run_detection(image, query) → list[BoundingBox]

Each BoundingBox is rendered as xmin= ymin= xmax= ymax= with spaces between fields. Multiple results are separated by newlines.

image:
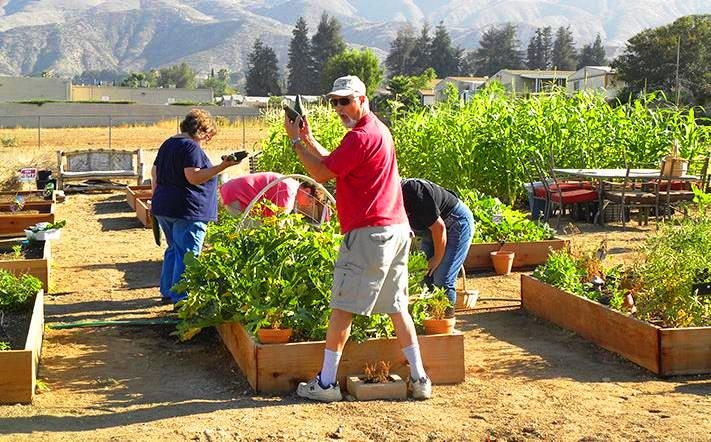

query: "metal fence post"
xmin=37 ymin=116 xmax=41 ymax=149
xmin=108 ymin=115 xmax=112 ymax=149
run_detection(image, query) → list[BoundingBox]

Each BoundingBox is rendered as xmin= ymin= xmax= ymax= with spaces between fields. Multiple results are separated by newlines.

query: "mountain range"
xmin=0 ymin=0 xmax=710 ymax=85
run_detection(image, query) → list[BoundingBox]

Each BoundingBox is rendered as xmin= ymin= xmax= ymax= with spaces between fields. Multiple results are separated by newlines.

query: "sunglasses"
xmin=329 ymin=96 xmax=356 ymax=107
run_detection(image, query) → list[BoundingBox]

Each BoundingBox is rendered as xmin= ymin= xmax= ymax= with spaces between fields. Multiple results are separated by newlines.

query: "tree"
xmin=120 ymin=71 xmax=158 ymax=88
xmin=430 ymin=21 xmax=462 ymax=78
xmin=157 ymin=63 xmax=196 ymax=89
xmin=383 ymin=68 xmax=436 ymax=110
xmin=245 ymin=38 xmax=282 ymax=96
xmin=385 ymin=24 xmax=417 ymax=78
xmin=526 ymin=27 xmax=553 ymax=69
xmin=73 ymin=69 xmax=126 ymax=86
xmin=322 ymin=48 xmax=383 ymax=97
xmin=466 ymin=23 xmax=524 ymax=76
xmin=287 ymin=17 xmax=317 ymax=94
xmin=613 ymin=15 xmax=711 ymax=105
xmin=577 ymin=34 xmax=608 ymax=68
xmin=551 ymin=26 xmax=578 ymax=71
xmin=311 ymin=12 xmax=347 ymax=90
xmin=201 ymin=77 xmax=233 ymax=97
xmin=409 ymin=23 xmax=433 ymax=76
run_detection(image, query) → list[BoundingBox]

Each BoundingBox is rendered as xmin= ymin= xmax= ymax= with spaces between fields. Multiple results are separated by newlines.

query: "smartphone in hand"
xmin=221 ymin=150 xmax=249 ymax=162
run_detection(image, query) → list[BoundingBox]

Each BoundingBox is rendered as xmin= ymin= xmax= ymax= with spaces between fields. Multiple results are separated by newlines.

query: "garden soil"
xmin=1 ymin=192 xmax=710 ymax=442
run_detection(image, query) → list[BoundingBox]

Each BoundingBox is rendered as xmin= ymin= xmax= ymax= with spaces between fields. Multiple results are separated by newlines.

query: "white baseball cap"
xmin=327 ymin=75 xmax=366 ymax=97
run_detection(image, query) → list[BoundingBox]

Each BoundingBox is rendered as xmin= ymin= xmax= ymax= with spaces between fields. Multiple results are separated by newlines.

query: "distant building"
xmin=0 ymin=75 xmax=71 ymax=102
xmin=71 ymin=85 xmax=213 ymax=105
xmin=418 ymin=79 xmax=441 ymax=106
xmin=434 ymin=77 xmax=488 ymax=102
xmin=567 ymin=66 xmax=624 ymax=100
xmin=486 ymin=69 xmax=575 ymax=95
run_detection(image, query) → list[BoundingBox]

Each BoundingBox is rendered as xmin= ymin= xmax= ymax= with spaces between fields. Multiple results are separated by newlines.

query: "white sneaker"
xmin=410 ymin=376 xmax=432 ymax=400
xmin=296 ymin=375 xmax=343 ymax=402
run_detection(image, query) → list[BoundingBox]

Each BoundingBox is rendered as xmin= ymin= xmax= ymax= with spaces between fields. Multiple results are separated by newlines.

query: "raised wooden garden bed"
xmin=0 ymin=190 xmax=55 ymax=204
xmin=135 ymin=197 xmax=152 ymax=228
xmin=0 ymin=201 xmax=56 ymax=237
xmin=464 ymin=237 xmax=569 ymax=272
xmin=0 ymin=239 xmax=51 ymax=291
xmin=521 ymin=275 xmax=711 ymax=376
xmin=125 ymin=185 xmax=152 ymax=210
xmin=0 ymin=289 xmax=45 ymax=404
xmin=217 ymin=322 xmax=465 ymax=394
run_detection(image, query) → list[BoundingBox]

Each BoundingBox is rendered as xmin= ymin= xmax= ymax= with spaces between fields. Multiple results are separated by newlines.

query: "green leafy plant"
xmin=0 ymin=341 xmax=11 ymax=351
xmin=459 ymin=190 xmax=556 ymax=243
xmin=410 ymin=286 xmax=452 ymax=328
xmin=11 ymin=244 xmax=22 ymax=258
xmin=0 ymin=269 xmax=42 ymax=310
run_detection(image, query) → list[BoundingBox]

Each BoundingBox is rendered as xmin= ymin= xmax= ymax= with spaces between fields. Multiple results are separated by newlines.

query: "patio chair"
xmin=529 ymin=151 xmax=598 ymax=228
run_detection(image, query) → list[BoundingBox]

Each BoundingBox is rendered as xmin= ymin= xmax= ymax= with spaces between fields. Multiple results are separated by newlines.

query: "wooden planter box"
xmin=217 ymin=322 xmax=465 ymax=394
xmin=0 ymin=201 xmax=56 ymax=237
xmin=0 ymin=239 xmax=51 ymax=291
xmin=0 ymin=290 xmax=45 ymax=404
xmin=135 ymin=197 xmax=152 ymax=228
xmin=464 ymin=237 xmax=569 ymax=272
xmin=521 ymin=275 xmax=711 ymax=376
xmin=0 ymin=190 xmax=55 ymax=204
xmin=125 ymin=185 xmax=152 ymax=210
xmin=347 ymin=374 xmax=407 ymax=401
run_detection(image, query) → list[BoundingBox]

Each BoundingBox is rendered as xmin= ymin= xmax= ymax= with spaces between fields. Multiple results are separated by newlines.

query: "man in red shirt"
xmin=284 ymin=75 xmax=431 ymax=402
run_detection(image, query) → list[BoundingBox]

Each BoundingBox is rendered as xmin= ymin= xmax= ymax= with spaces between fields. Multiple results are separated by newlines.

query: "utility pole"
xmin=675 ymin=35 xmax=681 ymax=106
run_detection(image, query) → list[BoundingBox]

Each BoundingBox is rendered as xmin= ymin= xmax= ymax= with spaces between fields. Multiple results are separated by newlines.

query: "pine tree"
xmin=430 ymin=21 xmax=462 ymax=77
xmin=526 ymin=27 xmax=553 ymax=69
xmin=311 ymin=12 xmax=347 ymax=90
xmin=409 ymin=23 xmax=432 ymax=75
xmin=467 ymin=23 xmax=524 ymax=76
xmin=552 ymin=26 xmax=578 ymax=71
xmin=577 ymin=34 xmax=608 ymax=68
xmin=287 ymin=17 xmax=316 ymax=94
xmin=385 ymin=24 xmax=417 ymax=78
xmin=245 ymin=39 xmax=281 ymax=96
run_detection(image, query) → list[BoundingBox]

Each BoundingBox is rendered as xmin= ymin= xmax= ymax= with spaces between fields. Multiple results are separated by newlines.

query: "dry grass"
xmin=0 ymin=117 xmax=270 ymax=189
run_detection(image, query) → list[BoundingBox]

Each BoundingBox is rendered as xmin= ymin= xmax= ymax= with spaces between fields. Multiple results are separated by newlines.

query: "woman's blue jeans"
xmin=155 ymin=216 xmax=207 ymax=303
xmin=419 ymin=201 xmax=475 ymax=305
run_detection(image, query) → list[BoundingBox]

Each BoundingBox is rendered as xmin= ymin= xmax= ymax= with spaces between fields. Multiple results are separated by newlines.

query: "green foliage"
xmin=201 ymin=76 xmax=234 ymax=97
xmin=460 ymin=191 xmax=556 ymax=243
xmin=311 ymin=12 xmax=347 ymax=91
xmin=577 ymin=34 xmax=607 ymax=69
xmin=322 ymin=48 xmax=383 ymax=97
xmin=174 ymin=210 xmax=427 ymax=343
xmin=527 ymin=27 xmax=553 ymax=70
xmin=0 ymin=269 xmax=42 ymax=310
xmin=287 ymin=17 xmax=317 ymax=95
xmin=1 ymin=135 xmax=18 ymax=147
xmin=256 ymin=103 xmax=345 ymax=175
xmin=0 ymin=341 xmax=10 ymax=351
xmin=245 ymin=39 xmax=282 ymax=96
xmin=393 ymin=85 xmax=711 ymax=205
xmin=465 ymin=23 xmax=524 ymax=77
xmin=551 ymin=26 xmax=578 ymax=71
xmin=613 ymin=15 xmax=711 ymax=106
xmin=633 ymin=218 xmax=711 ymax=327
xmin=158 ymin=62 xmax=196 ymax=89
xmin=410 ymin=286 xmax=452 ymax=329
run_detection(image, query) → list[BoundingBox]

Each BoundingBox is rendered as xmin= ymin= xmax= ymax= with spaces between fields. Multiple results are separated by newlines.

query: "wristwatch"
xmin=291 ymin=137 xmax=301 ymax=148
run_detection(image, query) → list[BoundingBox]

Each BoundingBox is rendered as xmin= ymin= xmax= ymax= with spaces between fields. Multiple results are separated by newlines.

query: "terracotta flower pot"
xmin=422 ymin=317 xmax=455 ymax=335
xmin=490 ymin=250 xmax=515 ymax=275
xmin=257 ymin=327 xmax=292 ymax=344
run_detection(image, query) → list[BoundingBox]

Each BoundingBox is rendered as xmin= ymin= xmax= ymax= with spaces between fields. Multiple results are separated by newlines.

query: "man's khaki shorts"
xmin=330 ymin=224 xmax=412 ymax=315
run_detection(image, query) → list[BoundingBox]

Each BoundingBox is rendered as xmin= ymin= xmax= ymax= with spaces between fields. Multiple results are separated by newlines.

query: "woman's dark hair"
xmin=180 ymin=109 xmax=217 ymax=140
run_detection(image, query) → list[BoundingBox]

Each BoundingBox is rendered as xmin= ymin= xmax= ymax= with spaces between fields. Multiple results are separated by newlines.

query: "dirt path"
xmin=0 ymin=192 xmax=710 ymax=442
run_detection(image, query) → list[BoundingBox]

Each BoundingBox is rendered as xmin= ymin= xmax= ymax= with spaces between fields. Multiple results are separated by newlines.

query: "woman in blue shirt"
xmin=151 ymin=109 xmax=243 ymax=305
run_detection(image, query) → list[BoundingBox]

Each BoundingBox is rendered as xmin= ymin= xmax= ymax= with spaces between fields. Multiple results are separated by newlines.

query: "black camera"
xmin=221 ymin=150 xmax=248 ymax=162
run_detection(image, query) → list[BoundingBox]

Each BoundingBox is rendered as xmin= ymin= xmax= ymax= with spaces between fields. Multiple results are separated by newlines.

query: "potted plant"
xmin=490 ymin=241 xmax=516 ymax=275
xmin=253 ymin=307 xmax=293 ymax=344
xmin=411 ymin=286 xmax=455 ymax=335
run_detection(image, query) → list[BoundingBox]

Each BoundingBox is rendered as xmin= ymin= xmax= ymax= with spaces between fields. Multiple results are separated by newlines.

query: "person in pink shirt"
xmin=219 ymin=172 xmax=327 ymax=223
xmin=284 ymin=75 xmax=432 ymax=402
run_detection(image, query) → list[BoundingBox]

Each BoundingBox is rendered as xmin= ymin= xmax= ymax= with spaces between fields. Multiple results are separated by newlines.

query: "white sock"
xmin=320 ymin=349 xmax=342 ymax=386
xmin=402 ymin=344 xmax=427 ymax=380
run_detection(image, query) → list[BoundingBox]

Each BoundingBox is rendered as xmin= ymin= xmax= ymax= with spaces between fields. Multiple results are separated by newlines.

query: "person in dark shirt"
xmin=151 ymin=109 xmax=243 ymax=305
xmin=401 ymin=178 xmax=474 ymax=315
